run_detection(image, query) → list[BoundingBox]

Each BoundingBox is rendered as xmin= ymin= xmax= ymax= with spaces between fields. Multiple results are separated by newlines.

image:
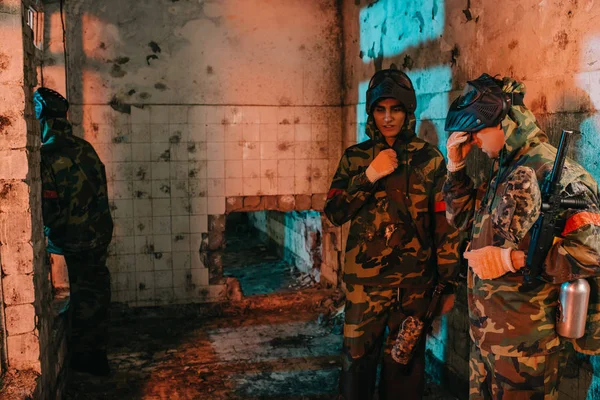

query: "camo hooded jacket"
xmin=444 ymin=77 xmax=600 ymax=356
xmin=40 ymin=118 xmax=113 ymax=254
xmin=325 ymin=114 xmax=461 ymax=288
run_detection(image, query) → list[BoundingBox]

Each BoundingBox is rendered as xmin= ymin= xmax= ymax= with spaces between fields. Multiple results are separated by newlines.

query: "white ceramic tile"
xmin=132 ymin=180 xmax=152 ymax=199
xmin=131 ymin=106 xmax=151 ymax=124
xmin=153 ymin=252 xmax=173 ymax=271
xmin=243 ymin=107 xmax=260 ymax=124
xmin=243 ymin=178 xmax=261 ymax=196
xmin=133 ymin=199 xmax=153 ymax=217
xmin=113 ymin=199 xmax=134 ymax=218
xmin=152 ymin=199 xmax=171 ymax=217
xmin=134 ymin=217 xmax=153 ymax=236
xmin=188 ymin=123 xmax=207 ymax=142
xmin=243 ymin=124 xmax=260 ymax=142
xmin=170 ymin=143 xmax=189 ymax=162
xmin=150 ymin=106 xmax=170 ymax=124
xmin=295 ymin=124 xmax=311 ymax=141
xmin=259 ymin=106 xmax=278 ymax=124
xmin=113 ymin=162 xmax=133 ymax=181
xmin=172 ymin=215 xmax=190 ymax=234
xmin=207 ymin=142 xmax=225 ymax=160
xmin=151 ymin=143 xmax=171 ymax=162
xmin=225 ymin=124 xmax=243 ymax=142
xmin=135 ymin=253 xmax=155 ymax=272
xmin=207 ymin=160 xmax=225 ymax=179
xmin=172 ymin=252 xmax=192 ymax=270
xmin=188 ymin=107 xmax=206 ymax=124
xmin=154 ymin=270 xmax=173 ymax=289
xmin=191 ymin=268 xmax=209 ymax=287
xmin=171 ymin=197 xmax=191 ymax=216
xmin=190 ymin=198 xmax=207 ymax=215
xmin=277 ymin=124 xmax=294 ymax=142
xmin=224 ymin=141 xmax=243 ymax=160
xmin=132 ymin=143 xmax=151 ymax=161
xmin=225 ymin=160 xmax=243 ymax=179
xmin=191 ymin=249 xmax=205 ymax=269
xmin=169 ymin=162 xmax=188 ymax=181
xmin=243 ymin=160 xmax=260 ymax=179
xmin=189 ymin=179 xmax=208 ymax=197
xmin=169 ymin=106 xmax=189 ymax=124
xmin=259 ymin=123 xmax=278 ymax=141
xmin=114 ymin=218 xmax=135 ymax=237
xmin=172 ymin=234 xmax=191 ymax=252
xmin=207 ymin=197 xmax=226 ymax=214
xmin=173 ymin=268 xmax=192 ymax=288
xmin=277 ymin=160 xmax=295 ymax=177
xmin=152 ymin=216 xmax=171 ymax=235
xmin=260 ymin=141 xmax=278 ymax=160
xmin=206 ymin=124 xmax=225 ymax=142
xmin=152 ymin=179 xmax=171 ymax=199
xmin=131 ymin=123 xmax=151 ymax=143
xmin=242 ymin=141 xmax=260 ymax=160
xmin=153 ymin=235 xmax=172 ymax=253
xmin=151 ymin=124 xmax=170 ymax=143
xmin=112 ymin=143 xmax=132 ymax=162
xmin=115 ymin=236 xmax=135 ymax=254
xmin=190 ymin=215 xmax=208 ymax=233
xmin=205 ymin=106 xmax=225 ymax=124
xmin=207 ymin=178 xmax=225 ymax=197
xmin=171 ymin=180 xmax=189 ymax=198
xmin=261 ymin=177 xmax=277 ymax=195
xmin=226 ymin=178 xmax=243 ymax=196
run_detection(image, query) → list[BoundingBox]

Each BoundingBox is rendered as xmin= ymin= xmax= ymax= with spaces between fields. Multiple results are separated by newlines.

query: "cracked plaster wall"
xmin=41 ymin=0 xmax=344 ymax=306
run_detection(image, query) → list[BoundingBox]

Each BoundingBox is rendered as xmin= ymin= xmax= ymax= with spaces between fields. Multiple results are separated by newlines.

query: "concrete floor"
xmin=65 ymin=224 xmax=459 ymax=399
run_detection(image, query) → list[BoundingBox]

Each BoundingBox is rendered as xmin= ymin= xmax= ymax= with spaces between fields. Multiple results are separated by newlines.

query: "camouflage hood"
xmin=365 ymin=112 xmax=417 ymax=146
xmin=41 ymin=117 xmax=75 ymax=147
xmin=499 ymin=77 xmax=548 ymax=165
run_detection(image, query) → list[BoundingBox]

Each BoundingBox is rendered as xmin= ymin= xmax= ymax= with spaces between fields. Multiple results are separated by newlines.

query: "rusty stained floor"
xmin=65 ymin=224 xmax=458 ymax=400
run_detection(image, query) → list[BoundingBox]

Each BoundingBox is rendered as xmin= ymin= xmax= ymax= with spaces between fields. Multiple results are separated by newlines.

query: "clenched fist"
xmin=446 ymin=131 xmax=473 ymax=172
xmin=366 ymin=149 xmax=398 ymax=183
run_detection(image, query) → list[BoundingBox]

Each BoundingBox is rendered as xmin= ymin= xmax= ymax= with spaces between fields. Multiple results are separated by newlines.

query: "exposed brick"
xmin=5 ymin=304 xmax=35 ymax=335
xmin=311 ymin=193 xmax=326 ymax=211
xmin=277 ymin=195 xmax=295 ymax=212
xmin=0 ymin=150 xmax=29 ymax=180
xmin=208 ymin=230 xmax=225 ymax=251
xmin=0 ymin=180 xmax=30 ymax=214
xmin=0 ymin=211 xmax=33 ymax=244
xmin=263 ymin=195 xmax=278 ymax=210
xmin=242 ymin=196 xmax=262 ymax=211
xmin=226 ymin=196 xmax=244 ymax=213
xmin=295 ymin=194 xmax=311 ymax=210
xmin=208 ymin=214 xmax=226 ymax=232
xmin=1 ymin=242 xmax=34 ymax=275
xmin=7 ymin=331 xmax=41 ymax=372
xmin=3 ymin=274 xmax=35 ymax=305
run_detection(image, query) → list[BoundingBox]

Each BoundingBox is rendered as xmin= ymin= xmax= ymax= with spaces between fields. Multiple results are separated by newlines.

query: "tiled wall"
xmin=69 ymin=104 xmax=342 ymax=306
xmin=248 ymin=210 xmax=323 ymax=276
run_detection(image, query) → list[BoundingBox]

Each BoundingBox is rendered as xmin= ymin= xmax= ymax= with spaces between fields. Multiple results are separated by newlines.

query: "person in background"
xmin=35 ymin=87 xmax=114 ymax=376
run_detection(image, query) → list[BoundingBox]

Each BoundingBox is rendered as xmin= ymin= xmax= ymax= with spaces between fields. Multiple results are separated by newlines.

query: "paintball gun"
xmin=521 ymin=129 xmax=588 ymax=291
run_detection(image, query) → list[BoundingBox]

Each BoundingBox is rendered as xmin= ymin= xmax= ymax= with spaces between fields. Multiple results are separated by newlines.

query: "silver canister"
xmin=557 ymin=278 xmax=591 ymax=339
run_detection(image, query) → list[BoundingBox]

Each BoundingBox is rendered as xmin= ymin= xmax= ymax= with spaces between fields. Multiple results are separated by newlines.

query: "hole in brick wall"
xmin=222 ymin=210 xmax=323 ymax=297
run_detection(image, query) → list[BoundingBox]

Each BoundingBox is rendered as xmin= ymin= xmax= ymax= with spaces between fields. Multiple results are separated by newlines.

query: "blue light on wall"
xmin=359 ymin=0 xmax=445 ymax=63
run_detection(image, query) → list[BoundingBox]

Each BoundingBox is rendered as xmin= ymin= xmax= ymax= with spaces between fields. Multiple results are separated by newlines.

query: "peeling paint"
xmin=450 ymin=45 xmax=460 ymax=67
xmin=139 ymin=92 xmax=151 ymax=100
xmin=115 ymin=57 xmax=130 ymax=64
xmin=206 ymin=65 xmax=214 ymax=74
xmin=508 ymin=40 xmax=518 ymax=50
xmin=155 ymin=83 xmax=168 ymax=91
xmin=463 ymin=0 xmax=473 ymax=22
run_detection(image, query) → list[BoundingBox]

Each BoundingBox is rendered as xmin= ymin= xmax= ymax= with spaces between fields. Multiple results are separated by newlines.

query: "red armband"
xmin=562 ymin=212 xmax=600 ymax=236
xmin=43 ymin=190 xmax=58 ymax=199
xmin=327 ymin=188 xmax=344 ymax=200
xmin=434 ymin=201 xmax=446 ymax=213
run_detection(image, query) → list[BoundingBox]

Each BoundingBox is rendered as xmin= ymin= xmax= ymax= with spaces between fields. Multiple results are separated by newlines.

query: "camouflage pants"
xmin=341 ymin=283 xmax=431 ymax=399
xmin=469 ymin=343 xmax=562 ymax=400
xmin=64 ymin=246 xmax=112 ymax=355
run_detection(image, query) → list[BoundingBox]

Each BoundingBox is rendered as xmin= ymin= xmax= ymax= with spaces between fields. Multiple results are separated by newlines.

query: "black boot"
xmin=378 ymin=344 xmax=426 ymax=400
xmin=339 ymin=347 xmax=380 ymax=400
xmin=71 ymin=350 xmax=111 ymax=376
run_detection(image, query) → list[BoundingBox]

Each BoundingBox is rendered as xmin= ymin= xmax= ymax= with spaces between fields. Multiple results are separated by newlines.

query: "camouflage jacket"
xmin=325 ymin=115 xmax=461 ymax=288
xmin=40 ymin=118 xmax=113 ymax=254
xmin=444 ymin=77 xmax=600 ymax=356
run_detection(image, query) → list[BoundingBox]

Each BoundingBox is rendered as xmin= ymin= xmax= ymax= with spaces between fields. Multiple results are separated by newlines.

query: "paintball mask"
xmin=366 ymin=64 xmax=416 ymax=115
xmin=34 ymin=87 xmax=69 ymax=120
xmin=445 ymin=73 xmax=515 ymax=133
